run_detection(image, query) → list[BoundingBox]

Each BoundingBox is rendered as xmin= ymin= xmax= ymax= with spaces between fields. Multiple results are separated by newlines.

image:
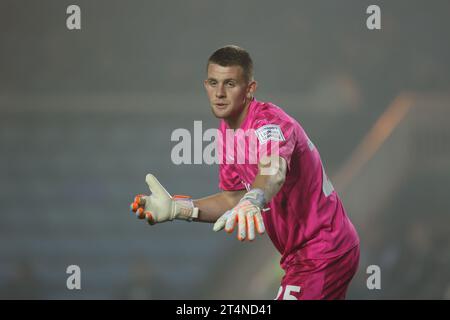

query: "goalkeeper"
xmin=130 ymin=45 xmax=360 ymax=300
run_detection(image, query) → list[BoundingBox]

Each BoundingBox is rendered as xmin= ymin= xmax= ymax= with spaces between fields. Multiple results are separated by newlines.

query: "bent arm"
xmin=252 ymin=155 xmax=287 ymax=203
xmin=193 ymin=155 xmax=287 ymax=223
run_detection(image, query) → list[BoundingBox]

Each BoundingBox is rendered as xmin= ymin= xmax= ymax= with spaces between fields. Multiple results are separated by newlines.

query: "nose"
xmin=215 ymin=84 xmax=226 ymax=98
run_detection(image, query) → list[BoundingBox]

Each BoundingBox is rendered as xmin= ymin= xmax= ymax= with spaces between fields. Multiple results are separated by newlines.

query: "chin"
xmin=211 ymin=106 xmax=230 ymax=119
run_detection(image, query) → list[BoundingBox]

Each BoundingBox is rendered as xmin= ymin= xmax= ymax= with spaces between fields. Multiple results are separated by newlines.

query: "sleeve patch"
xmin=255 ymin=124 xmax=285 ymax=144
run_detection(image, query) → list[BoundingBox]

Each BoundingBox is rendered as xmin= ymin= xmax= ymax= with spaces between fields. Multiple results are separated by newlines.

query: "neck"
xmin=226 ymin=98 xmax=252 ymax=130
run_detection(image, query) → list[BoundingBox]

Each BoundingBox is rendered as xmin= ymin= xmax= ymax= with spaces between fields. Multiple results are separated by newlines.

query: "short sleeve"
xmin=253 ymin=117 xmax=297 ymax=171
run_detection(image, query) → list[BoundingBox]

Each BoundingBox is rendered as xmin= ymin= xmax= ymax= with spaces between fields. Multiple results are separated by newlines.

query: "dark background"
xmin=1 ymin=0 xmax=449 ymax=299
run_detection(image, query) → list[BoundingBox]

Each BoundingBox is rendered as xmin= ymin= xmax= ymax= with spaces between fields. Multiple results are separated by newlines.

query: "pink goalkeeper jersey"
xmin=218 ymin=98 xmax=359 ymax=269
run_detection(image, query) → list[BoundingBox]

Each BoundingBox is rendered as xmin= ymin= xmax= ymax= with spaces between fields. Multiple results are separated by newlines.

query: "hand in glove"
xmin=213 ymin=189 xmax=266 ymax=241
xmin=130 ymin=174 xmax=199 ymax=225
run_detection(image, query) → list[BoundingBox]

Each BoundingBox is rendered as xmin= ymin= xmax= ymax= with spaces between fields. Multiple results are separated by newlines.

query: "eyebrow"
xmin=207 ymin=78 xmax=237 ymax=82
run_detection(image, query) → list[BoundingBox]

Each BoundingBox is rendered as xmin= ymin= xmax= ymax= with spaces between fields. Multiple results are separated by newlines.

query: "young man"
xmin=130 ymin=45 xmax=360 ymax=300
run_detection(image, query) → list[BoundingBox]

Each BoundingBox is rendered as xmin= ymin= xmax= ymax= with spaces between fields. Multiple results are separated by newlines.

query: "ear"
xmin=247 ymin=80 xmax=257 ymax=98
xmin=203 ymin=79 xmax=209 ymax=90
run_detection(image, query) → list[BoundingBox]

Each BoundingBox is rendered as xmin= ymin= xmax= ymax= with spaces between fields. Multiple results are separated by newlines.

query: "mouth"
xmin=214 ymin=102 xmax=229 ymax=110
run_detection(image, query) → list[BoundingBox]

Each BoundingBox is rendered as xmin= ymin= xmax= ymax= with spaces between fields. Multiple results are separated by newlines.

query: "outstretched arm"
xmin=192 ymin=190 xmax=246 ymax=223
xmin=129 ymin=174 xmax=246 ymax=225
xmin=129 ymin=155 xmax=286 ymax=237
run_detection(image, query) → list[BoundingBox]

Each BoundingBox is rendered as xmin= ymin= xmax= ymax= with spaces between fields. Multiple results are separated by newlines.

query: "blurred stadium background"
xmin=1 ymin=0 xmax=449 ymax=299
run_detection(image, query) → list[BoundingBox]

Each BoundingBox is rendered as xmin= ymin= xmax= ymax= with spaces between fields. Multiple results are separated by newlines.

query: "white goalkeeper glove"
xmin=213 ymin=189 xmax=266 ymax=241
xmin=130 ymin=174 xmax=199 ymax=225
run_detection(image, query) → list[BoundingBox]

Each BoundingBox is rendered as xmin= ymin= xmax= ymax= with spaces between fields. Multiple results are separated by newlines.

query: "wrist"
xmin=241 ymin=188 xmax=266 ymax=209
xmin=172 ymin=195 xmax=199 ymax=221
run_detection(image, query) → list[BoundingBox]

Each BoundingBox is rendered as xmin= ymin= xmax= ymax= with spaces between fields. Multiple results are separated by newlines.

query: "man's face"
xmin=204 ymin=63 xmax=256 ymax=120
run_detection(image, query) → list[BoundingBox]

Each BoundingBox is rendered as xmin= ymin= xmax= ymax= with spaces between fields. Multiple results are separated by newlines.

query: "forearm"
xmin=193 ymin=190 xmax=246 ymax=223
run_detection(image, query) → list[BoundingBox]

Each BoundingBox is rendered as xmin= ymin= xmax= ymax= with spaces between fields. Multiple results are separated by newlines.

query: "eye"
xmin=208 ymin=80 xmax=217 ymax=87
xmin=226 ymin=81 xmax=236 ymax=88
